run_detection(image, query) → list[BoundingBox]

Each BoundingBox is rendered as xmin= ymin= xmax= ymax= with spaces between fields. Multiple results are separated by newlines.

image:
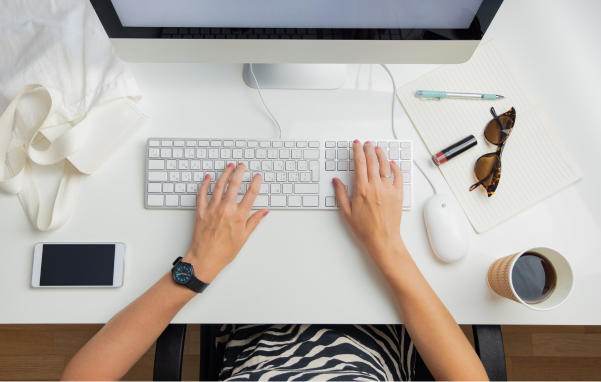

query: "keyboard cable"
xmin=380 ymin=64 xmax=438 ymax=195
xmin=249 ymin=63 xmax=283 ymax=139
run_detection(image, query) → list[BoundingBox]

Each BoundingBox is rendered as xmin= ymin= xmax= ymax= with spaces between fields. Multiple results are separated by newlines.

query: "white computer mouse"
xmin=423 ymin=194 xmax=469 ymax=263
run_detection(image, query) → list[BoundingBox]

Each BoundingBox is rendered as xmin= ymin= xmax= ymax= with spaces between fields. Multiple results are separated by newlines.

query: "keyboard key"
xmin=162 ymin=140 xmax=173 ymax=147
xmin=246 ymin=141 xmax=258 ymax=148
xmin=253 ymin=195 xmax=269 ymax=207
xmin=163 ymin=183 xmax=174 ymax=193
xmin=187 ymin=183 xmax=198 ymax=193
xmin=310 ymin=161 xmax=320 ymax=181
xmin=196 ymin=149 xmax=207 ymax=158
xmin=272 ymin=141 xmax=283 ymax=148
xmin=325 ymin=196 xmax=336 ymax=207
xmin=175 ymin=183 xmax=185 ymax=192
xmin=149 ymin=149 xmax=159 ymax=158
xmin=148 ymin=172 xmax=167 ymax=181
xmin=309 ymin=141 xmax=320 ymax=148
xmin=174 ymin=140 xmax=185 ymax=147
xmin=303 ymin=149 xmax=319 ymax=159
xmin=337 ymin=161 xmax=348 ymax=171
xmin=181 ymin=172 xmax=191 ymax=181
xmin=149 ymin=140 xmax=160 ymax=146
xmin=300 ymin=172 xmax=311 ymax=182
xmin=148 ymin=183 xmax=162 ymax=193
xmin=262 ymin=161 xmax=273 ymax=171
xmin=198 ymin=140 xmax=210 ymax=146
xmin=401 ymin=142 xmax=411 ymax=149
xmin=337 ymin=149 xmax=348 ymax=160
xmin=181 ymin=195 xmax=197 ymax=207
xmin=191 ymin=160 xmax=201 ymax=169
xmin=235 ymin=141 xmax=246 ymax=147
xmin=270 ymin=184 xmax=281 ymax=193
xmin=377 ymin=141 xmax=388 ymax=148
xmin=325 ymin=161 xmax=336 ymax=171
xmin=296 ymin=141 xmax=307 ymax=147
xmin=350 ymin=162 xmax=355 ymax=171
xmin=389 ymin=150 xmax=400 ymax=160
xmin=166 ymin=160 xmax=177 ymax=169
xmin=303 ymin=195 xmax=319 ymax=207
xmin=402 ymin=172 xmax=411 ymax=183
xmin=185 ymin=149 xmax=195 ymax=158
xmin=297 ymin=161 xmax=308 ymax=171
xmin=282 ymin=184 xmax=293 ymax=194
xmin=224 ymin=140 xmax=234 ymax=147
xmin=161 ymin=149 xmax=172 ymax=158
xmin=147 ymin=195 xmax=164 ymax=206
xmin=260 ymin=141 xmax=270 ymax=147
xmin=337 ymin=141 xmax=348 ymax=148
xmin=186 ymin=140 xmax=197 ymax=147
xmin=259 ymin=184 xmax=269 ymax=194
xmin=165 ymin=195 xmax=179 ymax=206
xmin=325 ymin=141 xmax=335 ymax=148
xmin=389 ymin=142 xmax=399 ymax=149
xmin=295 ymin=184 xmax=319 ymax=194
xmin=244 ymin=149 xmax=255 ymax=159
xmin=288 ymin=195 xmax=301 ymax=207
xmin=285 ymin=161 xmax=296 ymax=171
xmin=403 ymin=184 xmax=411 ymax=208
xmin=221 ymin=149 xmax=231 ymax=158
xmin=401 ymin=150 xmax=411 ymax=160
xmin=178 ymin=160 xmax=189 ymax=170
xmin=288 ymin=172 xmax=299 ymax=182
xmin=173 ymin=149 xmax=183 ymax=158
xmin=277 ymin=172 xmax=287 ymax=182
xmin=211 ymin=141 xmax=222 ymax=147
xmin=202 ymin=161 xmax=213 ymax=170
xmin=250 ymin=161 xmax=261 ymax=170
xmin=214 ymin=161 xmax=225 ymax=170
xmin=291 ymin=149 xmax=302 ymax=159
xmin=264 ymin=172 xmax=275 ymax=181
xmin=284 ymin=141 xmax=295 ymax=148
xmin=149 ymin=160 xmax=164 ymax=170
xmin=325 ymin=150 xmax=335 ymax=159
xmin=400 ymin=161 xmax=411 ymax=171
xmin=271 ymin=195 xmax=286 ymax=206
xmin=279 ymin=149 xmax=290 ymax=159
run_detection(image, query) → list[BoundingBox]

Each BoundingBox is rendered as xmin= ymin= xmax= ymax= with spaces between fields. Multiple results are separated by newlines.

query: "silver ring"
xmin=380 ymin=175 xmax=391 ymax=178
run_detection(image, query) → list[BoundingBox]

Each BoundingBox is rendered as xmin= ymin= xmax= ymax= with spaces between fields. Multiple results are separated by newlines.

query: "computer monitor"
xmin=91 ymin=0 xmax=503 ymax=89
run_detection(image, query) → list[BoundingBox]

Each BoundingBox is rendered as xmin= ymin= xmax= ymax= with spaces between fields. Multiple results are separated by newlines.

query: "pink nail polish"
xmin=240 ymin=162 xmax=246 ymax=167
xmin=365 ymin=141 xmax=371 ymax=145
xmin=354 ymin=139 xmax=360 ymax=143
xmin=227 ymin=163 xmax=235 ymax=168
xmin=263 ymin=211 xmax=270 ymax=217
xmin=375 ymin=146 xmax=381 ymax=150
xmin=205 ymin=174 xmax=211 ymax=179
xmin=332 ymin=178 xmax=338 ymax=186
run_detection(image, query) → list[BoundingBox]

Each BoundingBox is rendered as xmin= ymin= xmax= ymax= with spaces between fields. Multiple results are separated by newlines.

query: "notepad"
xmin=397 ymin=39 xmax=583 ymax=233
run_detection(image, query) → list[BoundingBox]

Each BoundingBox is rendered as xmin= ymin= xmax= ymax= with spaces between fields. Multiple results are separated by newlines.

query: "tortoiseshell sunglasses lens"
xmin=474 ymin=153 xmax=500 ymax=189
xmin=484 ymin=114 xmax=513 ymax=145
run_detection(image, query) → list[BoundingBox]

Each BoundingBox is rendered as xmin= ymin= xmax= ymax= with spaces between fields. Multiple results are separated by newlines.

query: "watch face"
xmin=173 ymin=263 xmax=193 ymax=285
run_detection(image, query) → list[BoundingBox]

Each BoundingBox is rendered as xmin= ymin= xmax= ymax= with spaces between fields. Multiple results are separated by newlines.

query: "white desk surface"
xmin=2 ymin=0 xmax=601 ymax=325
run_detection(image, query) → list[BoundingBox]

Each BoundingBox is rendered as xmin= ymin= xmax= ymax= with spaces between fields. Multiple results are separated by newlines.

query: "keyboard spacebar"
xmin=294 ymin=184 xmax=319 ymax=194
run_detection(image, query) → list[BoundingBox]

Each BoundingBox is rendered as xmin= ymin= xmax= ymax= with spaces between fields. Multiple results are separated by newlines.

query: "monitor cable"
xmin=249 ymin=63 xmax=283 ymax=139
xmin=380 ymin=64 xmax=437 ymax=194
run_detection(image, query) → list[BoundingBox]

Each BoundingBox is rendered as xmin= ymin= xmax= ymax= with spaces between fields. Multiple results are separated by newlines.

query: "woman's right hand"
xmin=333 ymin=140 xmax=407 ymax=271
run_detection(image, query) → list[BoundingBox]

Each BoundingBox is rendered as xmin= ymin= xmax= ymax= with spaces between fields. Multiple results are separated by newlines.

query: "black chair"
xmin=153 ymin=324 xmax=506 ymax=381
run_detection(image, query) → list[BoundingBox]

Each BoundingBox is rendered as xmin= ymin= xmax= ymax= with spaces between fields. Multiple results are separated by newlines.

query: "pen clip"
xmin=419 ymin=97 xmax=443 ymax=101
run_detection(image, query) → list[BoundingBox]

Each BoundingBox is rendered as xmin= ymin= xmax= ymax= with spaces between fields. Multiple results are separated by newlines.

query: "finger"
xmin=196 ymin=173 xmax=212 ymax=209
xmin=223 ymin=163 xmax=246 ymax=203
xmin=332 ymin=178 xmax=351 ymax=219
xmin=352 ymin=139 xmax=368 ymax=186
xmin=211 ymin=163 xmax=235 ymax=204
xmin=375 ymin=145 xmax=391 ymax=183
xmin=239 ymin=173 xmax=263 ymax=210
xmin=390 ymin=160 xmax=404 ymax=193
xmin=364 ymin=141 xmax=381 ymax=183
xmin=245 ymin=209 xmax=269 ymax=236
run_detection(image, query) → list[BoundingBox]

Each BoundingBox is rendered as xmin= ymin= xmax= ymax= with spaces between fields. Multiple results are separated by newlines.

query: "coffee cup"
xmin=487 ymin=246 xmax=574 ymax=311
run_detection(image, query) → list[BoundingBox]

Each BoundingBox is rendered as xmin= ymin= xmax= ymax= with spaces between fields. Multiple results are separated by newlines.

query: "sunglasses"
xmin=469 ymin=107 xmax=516 ymax=197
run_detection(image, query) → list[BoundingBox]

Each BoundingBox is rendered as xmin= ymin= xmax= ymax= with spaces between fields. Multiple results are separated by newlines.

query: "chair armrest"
xmin=472 ymin=325 xmax=507 ymax=381
xmin=153 ymin=324 xmax=187 ymax=381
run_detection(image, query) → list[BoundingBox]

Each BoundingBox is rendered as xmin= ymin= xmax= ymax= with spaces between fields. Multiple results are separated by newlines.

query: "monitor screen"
xmin=111 ymin=0 xmax=483 ymax=29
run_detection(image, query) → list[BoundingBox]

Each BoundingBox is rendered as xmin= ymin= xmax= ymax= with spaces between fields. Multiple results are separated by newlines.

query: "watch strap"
xmin=186 ymin=277 xmax=210 ymax=293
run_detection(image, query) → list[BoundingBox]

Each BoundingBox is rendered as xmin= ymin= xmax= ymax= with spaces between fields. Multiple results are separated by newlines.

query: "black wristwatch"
xmin=171 ymin=257 xmax=210 ymax=293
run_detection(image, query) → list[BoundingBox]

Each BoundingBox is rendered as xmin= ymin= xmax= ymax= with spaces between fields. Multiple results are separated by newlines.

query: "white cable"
xmin=380 ymin=64 xmax=437 ymax=195
xmin=249 ymin=63 xmax=282 ymax=139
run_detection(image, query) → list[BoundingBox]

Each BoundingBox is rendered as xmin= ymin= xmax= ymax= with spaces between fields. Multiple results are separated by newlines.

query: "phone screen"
xmin=40 ymin=244 xmax=116 ymax=286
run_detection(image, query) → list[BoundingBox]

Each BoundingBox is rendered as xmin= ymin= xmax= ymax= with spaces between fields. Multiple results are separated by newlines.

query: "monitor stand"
xmin=243 ymin=64 xmax=346 ymax=90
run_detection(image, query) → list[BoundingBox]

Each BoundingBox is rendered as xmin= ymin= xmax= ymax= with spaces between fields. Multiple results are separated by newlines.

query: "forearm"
xmin=380 ymin=245 xmax=488 ymax=381
xmin=61 ymin=272 xmax=196 ymax=381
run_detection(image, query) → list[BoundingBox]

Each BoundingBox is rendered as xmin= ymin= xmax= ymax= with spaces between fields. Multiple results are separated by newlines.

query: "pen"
xmin=415 ymin=90 xmax=504 ymax=100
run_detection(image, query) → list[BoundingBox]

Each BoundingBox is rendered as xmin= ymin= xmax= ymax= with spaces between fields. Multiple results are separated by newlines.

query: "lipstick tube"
xmin=432 ymin=135 xmax=477 ymax=166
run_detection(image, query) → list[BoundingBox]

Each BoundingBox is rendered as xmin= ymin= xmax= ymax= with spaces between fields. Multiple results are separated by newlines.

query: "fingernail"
xmin=332 ymin=178 xmax=338 ymax=186
xmin=263 ymin=211 xmax=270 ymax=217
xmin=205 ymin=174 xmax=211 ymax=179
xmin=375 ymin=146 xmax=381 ymax=150
xmin=239 ymin=162 xmax=246 ymax=167
xmin=365 ymin=141 xmax=371 ymax=145
xmin=255 ymin=173 xmax=262 ymax=177
xmin=227 ymin=163 xmax=235 ymax=168
xmin=354 ymin=139 xmax=360 ymax=143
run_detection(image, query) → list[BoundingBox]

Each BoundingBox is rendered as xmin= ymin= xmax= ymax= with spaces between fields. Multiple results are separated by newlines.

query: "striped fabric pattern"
xmin=216 ymin=324 xmax=416 ymax=381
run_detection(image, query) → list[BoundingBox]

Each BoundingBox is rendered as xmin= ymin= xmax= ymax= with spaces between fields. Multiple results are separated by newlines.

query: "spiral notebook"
xmin=397 ymin=39 xmax=583 ymax=233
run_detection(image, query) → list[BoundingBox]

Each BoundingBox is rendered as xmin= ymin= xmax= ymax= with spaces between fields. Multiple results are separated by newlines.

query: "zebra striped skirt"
xmin=216 ymin=324 xmax=416 ymax=381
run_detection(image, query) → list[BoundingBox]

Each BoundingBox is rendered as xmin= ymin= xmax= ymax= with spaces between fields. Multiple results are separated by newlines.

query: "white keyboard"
xmin=145 ymin=138 xmax=413 ymax=210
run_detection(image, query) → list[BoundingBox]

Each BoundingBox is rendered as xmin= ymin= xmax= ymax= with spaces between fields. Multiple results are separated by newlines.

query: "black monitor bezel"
xmin=90 ymin=0 xmax=503 ymax=41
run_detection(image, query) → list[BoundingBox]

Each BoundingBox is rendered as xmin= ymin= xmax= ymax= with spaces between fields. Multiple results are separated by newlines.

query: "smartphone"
xmin=32 ymin=243 xmax=125 ymax=287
